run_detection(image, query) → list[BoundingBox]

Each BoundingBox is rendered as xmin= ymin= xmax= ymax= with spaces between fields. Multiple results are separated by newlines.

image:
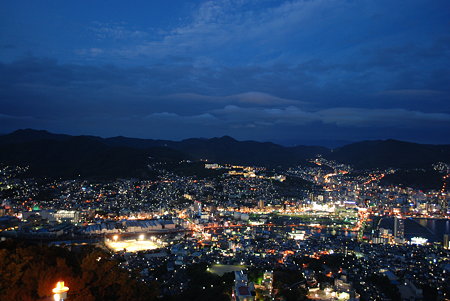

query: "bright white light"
xmin=139 ymin=234 xmax=145 ymax=241
xmin=106 ymin=239 xmax=160 ymax=252
xmin=411 ymin=237 xmax=428 ymax=245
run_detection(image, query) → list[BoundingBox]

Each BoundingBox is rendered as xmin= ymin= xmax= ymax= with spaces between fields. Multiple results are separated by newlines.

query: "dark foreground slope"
xmin=0 ymin=240 xmax=158 ymax=301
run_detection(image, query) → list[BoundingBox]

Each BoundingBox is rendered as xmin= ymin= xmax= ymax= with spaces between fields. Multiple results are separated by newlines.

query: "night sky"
xmin=1 ymin=0 xmax=449 ymax=146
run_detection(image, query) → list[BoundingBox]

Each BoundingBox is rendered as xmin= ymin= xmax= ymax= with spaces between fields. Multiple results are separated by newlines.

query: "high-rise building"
xmin=258 ymin=200 xmax=264 ymax=209
xmin=394 ymin=216 xmax=404 ymax=239
xmin=438 ymin=195 xmax=448 ymax=213
xmin=444 ymin=234 xmax=449 ymax=249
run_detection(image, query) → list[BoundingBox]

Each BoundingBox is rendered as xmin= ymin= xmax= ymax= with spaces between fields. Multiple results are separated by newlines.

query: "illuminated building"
xmin=194 ymin=201 xmax=202 ymax=216
xmin=205 ymin=163 xmax=220 ymax=169
xmin=54 ymin=210 xmax=80 ymax=223
xmin=393 ymin=216 xmax=404 ymax=239
xmin=105 ymin=237 xmax=161 ymax=252
xmin=288 ymin=229 xmax=306 ymax=240
xmin=262 ymin=271 xmax=273 ymax=294
xmin=232 ymin=271 xmax=255 ymax=301
xmin=258 ymin=199 xmax=264 ymax=209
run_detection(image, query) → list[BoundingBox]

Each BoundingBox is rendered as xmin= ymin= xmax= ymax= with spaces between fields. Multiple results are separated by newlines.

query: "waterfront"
xmin=378 ymin=217 xmax=450 ymax=243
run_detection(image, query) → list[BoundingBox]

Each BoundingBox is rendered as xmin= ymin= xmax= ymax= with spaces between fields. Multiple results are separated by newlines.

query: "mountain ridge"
xmin=0 ymin=129 xmax=449 ymax=179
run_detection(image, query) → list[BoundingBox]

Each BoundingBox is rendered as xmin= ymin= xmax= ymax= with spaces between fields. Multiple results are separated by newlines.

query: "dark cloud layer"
xmin=1 ymin=56 xmax=449 ymax=145
xmin=0 ymin=0 xmax=449 ymax=145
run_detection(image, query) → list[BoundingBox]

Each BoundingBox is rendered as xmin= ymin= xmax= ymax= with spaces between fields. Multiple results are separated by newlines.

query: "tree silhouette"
xmin=0 ymin=240 xmax=157 ymax=301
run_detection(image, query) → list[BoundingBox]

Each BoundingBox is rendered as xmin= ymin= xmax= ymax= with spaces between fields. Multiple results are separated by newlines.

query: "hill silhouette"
xmin=1 ymin=129 xmax=449 ymax=182
xmin=329 ymin=139 xmax=450 ymax=169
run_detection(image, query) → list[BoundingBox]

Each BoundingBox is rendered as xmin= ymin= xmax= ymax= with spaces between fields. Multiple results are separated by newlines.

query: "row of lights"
xmin=112 ymin=234 xmax=149 ymax=241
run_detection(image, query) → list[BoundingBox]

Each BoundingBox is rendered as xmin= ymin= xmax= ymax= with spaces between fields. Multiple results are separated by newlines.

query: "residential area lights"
xmin=0 ymin=159 xmax=448 ymax=300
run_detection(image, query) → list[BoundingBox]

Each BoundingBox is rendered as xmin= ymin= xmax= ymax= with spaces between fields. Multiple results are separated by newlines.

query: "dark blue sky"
xmin=1 ymin=0 xmax=449 ymax=146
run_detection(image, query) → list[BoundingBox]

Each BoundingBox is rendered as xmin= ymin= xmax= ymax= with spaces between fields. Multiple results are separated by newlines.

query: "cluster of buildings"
xmin=84 ymin=219 xmax=176 ymax=234
xmin=0 ymin=158 xmax=449 ymax=300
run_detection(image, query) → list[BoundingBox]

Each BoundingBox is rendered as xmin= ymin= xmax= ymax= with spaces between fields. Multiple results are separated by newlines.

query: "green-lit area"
xmin=207 ymin=264 xmax=247 ymax=276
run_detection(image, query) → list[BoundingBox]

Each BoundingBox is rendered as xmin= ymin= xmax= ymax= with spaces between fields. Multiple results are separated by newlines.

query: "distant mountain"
xmin=0 ymin=132 xmax=186 ymax=179
xmin=380 ymin=169 xmax=446 ymax=191
xmin=0 ymin=130 xmax=449 ymax=180
xmin=167 ymin=136 xmax=329 ymax=167
xmin=103 ymin=135 xmax=170 ymax=149
xmin=330 ymin=139 xmax=450 ymax=169
xmin=0 ymin=129 xmax=72 ymax=145
xmin=101 ymin=135 xmax=328 ymax=166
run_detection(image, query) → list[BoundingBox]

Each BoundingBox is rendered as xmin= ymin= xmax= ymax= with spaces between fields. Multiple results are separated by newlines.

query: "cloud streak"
xmin=165 ymin=92 xmax=302 ymax=106
xmin=192 ymin=105 xmax=450 ymax=128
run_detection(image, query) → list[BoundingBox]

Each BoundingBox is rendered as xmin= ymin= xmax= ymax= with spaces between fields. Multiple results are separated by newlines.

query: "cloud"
xmin=211 ymin=105 xmax=314 ymax=126
xmin=1 ymin=56 xmax=449 ymax=143
xmin=89 ymin=22 xmax=149 ymax=41
xmin=146 ymin=104 xmax=450 ymax=129
xmin=74 ymin=48 xmax=104 ymax=57
xmin=100 ymin=0 xmax=351 ymax=63
xmin=165 ymin=92 xmax=301 ymax=106
xmin=377 ymin=89 xmax=446 ymax=97
xmin=146 ymin=111 xmax=217 ymax=123
xmin=0 ymin=113 xmax=35 ymax=121
xmin=0 ymin=44 xmax=15 ymax=49
xmin=82 ymin=0 xmax=449 ymax=73
xmin=207 ymin=105 xmax=450 ymax=128
xmin=232 ymin=92 xmax=300 ymax=105
xmin=317 ymin=107 xmax=450 ymax=127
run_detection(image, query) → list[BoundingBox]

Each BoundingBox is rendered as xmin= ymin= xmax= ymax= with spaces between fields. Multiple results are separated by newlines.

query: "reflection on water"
xmin=309 ymin=228 xmax=357 ymax=238
xmin=378 ymin=217 xmax=450 ymax=243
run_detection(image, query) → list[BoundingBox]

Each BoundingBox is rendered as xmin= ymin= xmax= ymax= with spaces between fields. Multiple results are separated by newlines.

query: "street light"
xmin=52 ymin=281 xmax=69 ymax=301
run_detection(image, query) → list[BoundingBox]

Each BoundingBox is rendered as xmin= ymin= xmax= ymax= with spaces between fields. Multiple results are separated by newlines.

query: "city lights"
xmin=105 ymin=238 xmax=161 ymax=253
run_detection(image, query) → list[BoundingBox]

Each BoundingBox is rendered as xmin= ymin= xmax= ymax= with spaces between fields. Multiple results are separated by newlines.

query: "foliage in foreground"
xmin=0 ymin=240 xmax=158 ymax=301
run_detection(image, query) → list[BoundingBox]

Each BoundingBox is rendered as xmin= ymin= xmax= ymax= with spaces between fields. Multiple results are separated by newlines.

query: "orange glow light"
xmin=52 ymin=281 xmax=69 ymax=294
